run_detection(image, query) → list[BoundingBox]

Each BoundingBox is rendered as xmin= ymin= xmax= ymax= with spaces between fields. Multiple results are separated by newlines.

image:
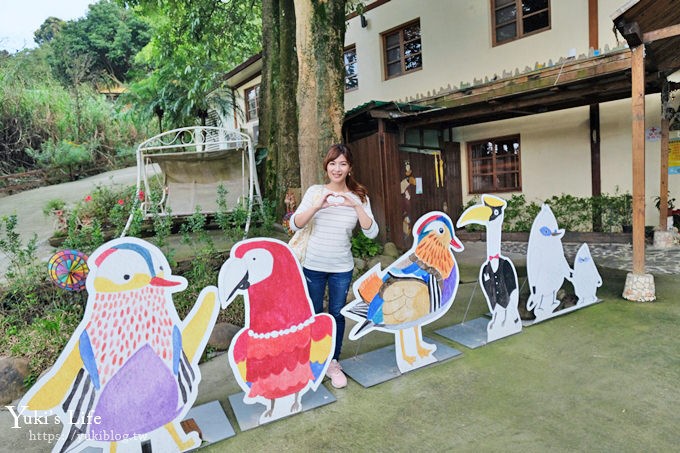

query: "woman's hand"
xmin=322 ymin=192 xmax=359 ymax=208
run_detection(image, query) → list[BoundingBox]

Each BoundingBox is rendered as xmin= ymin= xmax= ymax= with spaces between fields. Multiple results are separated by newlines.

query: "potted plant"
xmin=653 ymin=191 xmax=676 ymax=229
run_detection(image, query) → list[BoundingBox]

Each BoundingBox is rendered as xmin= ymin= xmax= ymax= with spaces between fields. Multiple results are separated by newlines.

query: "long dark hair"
xmin=323 ymin=143 xmax=368 ymax=203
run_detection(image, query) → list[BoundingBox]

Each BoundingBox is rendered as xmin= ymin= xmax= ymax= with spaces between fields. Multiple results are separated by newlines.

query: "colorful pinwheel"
xmin=48 ymin=249 xmax=89 ymax=291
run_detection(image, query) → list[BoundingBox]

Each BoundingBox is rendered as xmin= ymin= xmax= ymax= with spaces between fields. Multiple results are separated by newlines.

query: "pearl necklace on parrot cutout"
xmin=247 ymin=316 xmax=315 ymax=339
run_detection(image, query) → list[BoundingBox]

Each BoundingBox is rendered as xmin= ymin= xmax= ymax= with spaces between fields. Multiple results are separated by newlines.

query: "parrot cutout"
xmin=457 ymin=194 xmax=521 ymax=342
xmin=217 ymin=238 xmax=335 ymax=424
xmin=342 ymin=211 xmax=463 ymax=373
xmin=572 ymin=243 xmax=603 ymax=305
xmin=526 ymin=204 xmax=574 ymax=322
xmin=19 ymin=237 xmax=221 ymax=453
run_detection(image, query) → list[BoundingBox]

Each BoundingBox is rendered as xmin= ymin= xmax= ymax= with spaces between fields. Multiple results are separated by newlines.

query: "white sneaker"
xmin=326 ymin=359 xmax=347 ymax=388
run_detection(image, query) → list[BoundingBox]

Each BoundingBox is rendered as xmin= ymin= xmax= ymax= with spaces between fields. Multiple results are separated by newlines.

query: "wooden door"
xmin=397 ymin=142 xmax=462 ymax=248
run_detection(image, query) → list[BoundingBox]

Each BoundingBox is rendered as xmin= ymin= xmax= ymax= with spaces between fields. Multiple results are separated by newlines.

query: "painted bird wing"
xmin=56 ymin=331 xmax=100 ymax=452
xmin=309 ymin=313 xmax=334 ymax=386
xmin=231 ymin=331 xmax=250 ymax=388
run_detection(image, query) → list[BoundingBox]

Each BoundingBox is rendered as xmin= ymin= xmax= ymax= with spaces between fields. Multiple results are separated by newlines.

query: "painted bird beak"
xmin=218 ymin=257 xmax=250 ymax=309
xmin=149 ymin=276 xmax=183 ymax=287
xmin=450 ymin=236 xmax=464 ymax=252
xmin=552 ymin=228 xmax=565 ymax=238
xmin=457 ymin=205 xmax=492 ymax=227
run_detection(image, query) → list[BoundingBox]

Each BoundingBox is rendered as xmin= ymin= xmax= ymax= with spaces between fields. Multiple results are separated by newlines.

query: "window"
xmin=401 ymin=128 xmax=441 ymax=151
xmin=245 ymin=84 xmax=260 ymax=122
xmin=468 ymin=135 xmax=521 ymax=193
xmin=492 ymin=0 xmax=550 ymax=46
xmin=344 ymin=45 xmax=358 ymax=91
xmin=382 ymin=19 xmax=422 ymax=79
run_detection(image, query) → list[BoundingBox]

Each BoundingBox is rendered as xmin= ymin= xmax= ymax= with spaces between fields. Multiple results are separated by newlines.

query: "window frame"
xmin=244 ymin=84 xmax=260 ymax=122
xmin=467 ymin=134 xmax=522 ymax=194
xmin=381 ymin=18 xmax=422 ymax=80
xmin=491 ymin=0 xmax=551 ymax=47
xmin=344 ymin=44 xmax=358 ymax=92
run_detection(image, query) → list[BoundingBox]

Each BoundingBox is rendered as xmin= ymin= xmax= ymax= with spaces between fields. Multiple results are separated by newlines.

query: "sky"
xmin=0 ymin=0 xmax=94 ymax=53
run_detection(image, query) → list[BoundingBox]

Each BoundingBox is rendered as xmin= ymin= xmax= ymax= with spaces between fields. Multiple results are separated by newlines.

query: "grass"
xmin=199 ymin=266 xmax=679 ymax=452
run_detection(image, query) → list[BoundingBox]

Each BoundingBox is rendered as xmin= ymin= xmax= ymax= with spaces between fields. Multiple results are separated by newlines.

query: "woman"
xmin=289 ymin=143 xmax=378 ymax=388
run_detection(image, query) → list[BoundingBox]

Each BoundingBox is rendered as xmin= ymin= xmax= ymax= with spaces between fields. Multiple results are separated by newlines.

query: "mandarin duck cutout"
xmin=526 ymin=204 xmax=574 ymax=322
xmin=217 ymin=238 xmax=335 ymax=424
xmin=457 ymin=195 xmax=521 ymax=342
xmin=342 ymin=212 xmax=463 ymax=373
xmin=572 ymin=243 xmax=602 ymax=306
xmin=19 ymin=237 xmax=220 ymax=453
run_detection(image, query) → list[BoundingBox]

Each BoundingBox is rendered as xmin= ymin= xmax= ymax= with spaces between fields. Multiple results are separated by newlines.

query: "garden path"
xmin=0 ymin=166 xmax=141 ymax=281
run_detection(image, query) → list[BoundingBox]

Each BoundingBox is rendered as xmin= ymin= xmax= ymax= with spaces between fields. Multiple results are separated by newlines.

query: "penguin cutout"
xmin=572 ymin=243 xmax=603 ymax=305
xmin=526 ymin=204 xmax=574 ymax=322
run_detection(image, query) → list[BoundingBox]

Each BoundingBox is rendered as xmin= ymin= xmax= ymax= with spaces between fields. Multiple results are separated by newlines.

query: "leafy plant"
xmin=351 ymin=232 xmax=383 ymax=258
xmin=26 ymin=139 xmax=92 ymax=180
xmin=544 ymin=194 xmax=593 ymax=232
xmin=0 ymin=215 xmax=42 ymax=286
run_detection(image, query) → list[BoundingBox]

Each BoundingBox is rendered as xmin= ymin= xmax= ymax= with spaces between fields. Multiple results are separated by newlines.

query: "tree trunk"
xmin=261 ymin=0 xmax=300 ymax=216
xmin=294 ymin=0 xmax=346 ymax=189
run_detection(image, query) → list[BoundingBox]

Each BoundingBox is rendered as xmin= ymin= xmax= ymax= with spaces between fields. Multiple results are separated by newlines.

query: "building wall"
xmin=345 ymin=0 xmax=629 ymax=110
xmin=344 ymin=0 xmax=679 ymax=226
xmin=453 ymin=95 xmax=680 ymax=223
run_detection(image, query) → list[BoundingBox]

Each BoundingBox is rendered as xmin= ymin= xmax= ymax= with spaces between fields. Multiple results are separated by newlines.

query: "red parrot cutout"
xmin=218 ymin=238 xmax=335 ymax=424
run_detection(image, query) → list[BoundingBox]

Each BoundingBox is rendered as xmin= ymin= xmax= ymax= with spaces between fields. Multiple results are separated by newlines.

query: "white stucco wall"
xmin=345 ymin=0 xmax=629 ymax=110
xmin=343 ymin=0 xmax=678 ymax=226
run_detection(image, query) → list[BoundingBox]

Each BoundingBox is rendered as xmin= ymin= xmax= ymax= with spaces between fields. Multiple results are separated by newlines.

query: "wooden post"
xmin=631 ymin=45 xmax=646 ymax=274
xmin=659 ymin=80 xmax=670 ymax=229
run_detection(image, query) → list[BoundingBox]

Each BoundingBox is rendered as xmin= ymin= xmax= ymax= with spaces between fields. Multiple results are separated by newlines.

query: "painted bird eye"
xmin=439 ymin=227 xmax=444 ymax=234
xmin=540 ymin=226 xmax=551 ymax=237
xmin=123 ymin=274 xmax=130 ymax=280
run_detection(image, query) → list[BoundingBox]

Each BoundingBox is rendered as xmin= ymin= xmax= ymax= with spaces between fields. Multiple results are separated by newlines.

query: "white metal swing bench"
xmin=122 ymin=126 xmax=263 ymax=237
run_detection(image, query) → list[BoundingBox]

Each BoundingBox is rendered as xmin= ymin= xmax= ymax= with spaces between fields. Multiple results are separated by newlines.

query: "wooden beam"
xmin=416 ymin=51 xmax=633 ymax=110
xmin=588 ymin=0 xmax=598 ymax=49
xmin=631 ymin=45 xmax=646 ymax=274
xmin=660 ymin=116 xmax=670 ymax=228
xmin=659 ymin=79 xmax=671 ymax=229
xmin=406 ymin=77 xmax=633 ymax=128
xmin=590 ymin=104 xmax=601 ymax=197
xmin=622 ymin=21 xmax=643 ymax=47
xmin=643 ymin=23 xmax=680 ymax=43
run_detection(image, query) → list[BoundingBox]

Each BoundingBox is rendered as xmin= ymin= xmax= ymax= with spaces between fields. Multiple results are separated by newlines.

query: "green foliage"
xmin=544 ymin=194 xmax=593 ymax=232
xmin=34 ymin=17 xmax=66 ymax=46
xmin=26 ymin=140 xmax=93 ymax=179
xmin=0 ymin=49 xmax=150 ymax=175
xmin=597 ymin=189 xmax=633 ymax=232
xmin=120 ymin=0 xmax=262 ymax=127
xmin=351 ymin=232 xmax=383 ymax=258
xmin=459 ymin=191 xmax=633 ymax=233
xmin=503 ymin=194 xmax=540 ymax=232
xmin=43 ymin=199 xmax=67 ymax=217
xmin=0 ymin=215 xmax=41 ymax=286
xmin=47 ymin=0 xmax=151 ymax=84
xmin=0 ymin=215 xmax=87 ymax=381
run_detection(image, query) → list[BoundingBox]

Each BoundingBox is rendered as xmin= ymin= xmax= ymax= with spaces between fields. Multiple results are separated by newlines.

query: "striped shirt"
xmin=289 ymin=185 xmax=379 ymax=273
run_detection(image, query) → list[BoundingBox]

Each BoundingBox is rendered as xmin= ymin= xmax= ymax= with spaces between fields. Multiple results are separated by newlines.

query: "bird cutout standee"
xmin=342 ymin=211 xmax=464 ymax=374
xmin=525 ymin=204 xmax=580 ymax=324
xmin=217 ymin=238 xmax=336 ymax=425
xmin=20 ymin=237 xmax=221 ymax=453
xmin=572 ymin=243 xmax=603 ymax=306
xmin=456 ymin=195 xmax=522 ymax=343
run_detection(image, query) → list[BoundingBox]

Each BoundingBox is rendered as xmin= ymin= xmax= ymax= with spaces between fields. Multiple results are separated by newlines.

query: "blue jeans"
xmin=303 ymin=267 xmax=353 ymax=361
